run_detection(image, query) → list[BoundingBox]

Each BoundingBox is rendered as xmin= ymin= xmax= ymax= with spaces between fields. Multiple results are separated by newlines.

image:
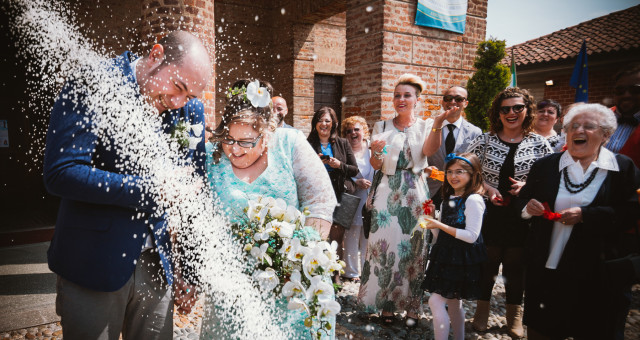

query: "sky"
xmin=485 ymin=0 xmax=640 ymax=47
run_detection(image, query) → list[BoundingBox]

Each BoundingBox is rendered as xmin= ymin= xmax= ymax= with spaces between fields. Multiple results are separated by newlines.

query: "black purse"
xmin=333 ymin=192 xmax=361 ymax=229
xmin=362 ymin=171 xmax=381 ymax=239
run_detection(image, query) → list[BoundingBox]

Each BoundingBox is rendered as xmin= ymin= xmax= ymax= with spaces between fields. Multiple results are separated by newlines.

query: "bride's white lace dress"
xmin=202 ymin=128 xmax=338 ymax=339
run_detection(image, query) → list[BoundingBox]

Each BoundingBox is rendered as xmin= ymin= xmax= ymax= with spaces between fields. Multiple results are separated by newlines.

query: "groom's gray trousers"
xmin=55 ymin=249 xmax=174 ymax=340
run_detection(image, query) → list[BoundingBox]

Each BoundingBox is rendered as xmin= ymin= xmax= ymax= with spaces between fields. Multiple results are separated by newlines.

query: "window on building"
xmin=314 ymin=74 xmax=343 ymax=124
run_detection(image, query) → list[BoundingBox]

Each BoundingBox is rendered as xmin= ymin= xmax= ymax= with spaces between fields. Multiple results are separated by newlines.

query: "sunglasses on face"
xmin=346 ymin=128 xmax=361 ymax=134
xmin=443 ymin=95 xmax=467 ymax=103
xmin=614 ymin=84 xmax=640 ymax=96
xmin=221 ymin=134 xmax=263 ymax=148
xmin=499 ymin=104 xmax=526 ymax=114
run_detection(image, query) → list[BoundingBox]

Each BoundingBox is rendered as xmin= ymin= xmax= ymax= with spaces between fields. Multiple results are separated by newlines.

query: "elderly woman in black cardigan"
xmin=519 ymin=103 xmax=640 ymax=340
xmin=307 ymin=106 xmax=359 ymax=283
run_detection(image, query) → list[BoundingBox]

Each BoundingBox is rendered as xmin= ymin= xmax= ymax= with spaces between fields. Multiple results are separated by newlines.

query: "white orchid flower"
xmin=252 ymin=267 xmax=279 ymax=291
xmin=247 ymin=200 xmax=265 ymax=222
xmin=282 ymin=270 xmax=306 ymax=297
xmin=187 ymin=136 xmax=201 ymax=150
xmin=302 ymin=245 xmax=330 ymax=279
xmin=190 ymin=123 xmax=203 ymax=137
xmin=287 ymin=297 xmax=309 ymax=313
xmin=250 ymin=243 xmax=272 ymax=266
xmin=284 ymin=205 xmax=302 ymax=223
xmin=280 ymin=238 xmax=308 ymax=262
xmin=322 ymin=241 xmax=339 ymax=262
xmin=317 ymin=297 xmax=341 ymax=319
xmin=253 ymin=226 xmax=274 ymax=242
xmin=268 ymin=221 xmax=294 ymax=239
xmin=305 ymin=275 xmax=334 ymax=301
xmin=246 ymin=80 xmax=271 ymax=108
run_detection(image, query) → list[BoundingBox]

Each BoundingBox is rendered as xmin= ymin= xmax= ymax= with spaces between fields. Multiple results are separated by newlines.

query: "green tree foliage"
xmin=466 ymin=39 xmax=510 ymax=131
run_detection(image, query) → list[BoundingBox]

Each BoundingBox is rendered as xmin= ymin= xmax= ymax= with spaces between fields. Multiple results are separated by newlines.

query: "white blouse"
xmin=522 ymin=147 xmax=619 ymax=269
xmin=433 ymin=193 xmax=485 ymax=244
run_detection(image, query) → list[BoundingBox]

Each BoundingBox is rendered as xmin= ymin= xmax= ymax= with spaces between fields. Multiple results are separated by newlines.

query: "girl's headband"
xmin=444 ymin=153 xmax=472 ymax=167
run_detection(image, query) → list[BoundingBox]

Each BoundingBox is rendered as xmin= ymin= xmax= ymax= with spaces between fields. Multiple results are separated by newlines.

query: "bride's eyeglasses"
xmin=221 ymin=135 xmax=263 ymax=148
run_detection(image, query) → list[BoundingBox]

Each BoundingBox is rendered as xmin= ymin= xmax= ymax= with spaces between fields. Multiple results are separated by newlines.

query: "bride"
xmin=202 ymin=79 xmax=338 ymax=339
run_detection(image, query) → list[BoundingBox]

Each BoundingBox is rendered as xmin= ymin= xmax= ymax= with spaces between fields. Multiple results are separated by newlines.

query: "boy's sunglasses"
xmin=443 ymin=95 xmax=466 ymax=103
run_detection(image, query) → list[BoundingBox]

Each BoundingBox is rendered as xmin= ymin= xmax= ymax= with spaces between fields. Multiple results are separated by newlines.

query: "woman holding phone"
xmin=307 ymin=106 xmax=359 ymax=284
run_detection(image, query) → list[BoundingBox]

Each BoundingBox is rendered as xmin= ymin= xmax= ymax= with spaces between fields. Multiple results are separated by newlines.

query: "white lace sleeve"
xmin=292 ymin=131 xmax=337 ymax=222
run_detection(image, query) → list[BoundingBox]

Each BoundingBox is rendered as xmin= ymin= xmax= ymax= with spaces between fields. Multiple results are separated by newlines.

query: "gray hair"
xmin=563 ymin=103 xmax=617 ymax=138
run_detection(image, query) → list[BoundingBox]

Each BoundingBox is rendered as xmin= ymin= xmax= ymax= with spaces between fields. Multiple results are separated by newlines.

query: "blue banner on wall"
xmin=415 ymin=0 xmax=468 ymax=34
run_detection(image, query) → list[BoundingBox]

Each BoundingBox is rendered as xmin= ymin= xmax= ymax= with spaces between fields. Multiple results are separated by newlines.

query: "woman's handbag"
xmin=362 ymin=172 xmax=381 ymax=239
xmin=332 ymin=192 xmax=361 ymax=229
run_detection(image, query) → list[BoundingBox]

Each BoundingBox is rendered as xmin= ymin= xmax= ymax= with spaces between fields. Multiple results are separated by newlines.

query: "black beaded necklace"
xmin=562 ymin=167 xmax=599 ymax=194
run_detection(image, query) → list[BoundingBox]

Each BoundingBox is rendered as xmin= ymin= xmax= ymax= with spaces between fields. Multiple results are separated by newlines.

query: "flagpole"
xmin=510 ymin=48 xmax=517 ymax=88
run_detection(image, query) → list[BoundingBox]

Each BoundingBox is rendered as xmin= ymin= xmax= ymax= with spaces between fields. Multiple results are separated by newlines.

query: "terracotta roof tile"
xmin=503 ymin=5 xmax=640 ymax=66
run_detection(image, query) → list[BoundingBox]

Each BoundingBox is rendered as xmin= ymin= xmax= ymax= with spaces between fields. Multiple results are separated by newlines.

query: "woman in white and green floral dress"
xmin=358 ymin=74 xmax=457 ymax=324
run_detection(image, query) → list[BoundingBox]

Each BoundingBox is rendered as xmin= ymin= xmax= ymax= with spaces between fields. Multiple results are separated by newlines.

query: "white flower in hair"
xmin=246 ymin=80 xmax=271 ymax=108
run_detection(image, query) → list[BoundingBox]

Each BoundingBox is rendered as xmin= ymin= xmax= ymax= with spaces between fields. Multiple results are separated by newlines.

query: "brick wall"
xmin=344 ymin=0 xmax=487 ymax=128
xmin=543 ymin=68 xmax=616 ymax=110
xmin=313 ymin=14 xmax=347 ymax=75
xmin=71 ymin=0 xmax=143 ymax=55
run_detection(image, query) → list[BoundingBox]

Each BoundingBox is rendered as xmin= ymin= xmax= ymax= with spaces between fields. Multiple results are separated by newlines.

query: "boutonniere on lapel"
xmin=170 ymin=120 xmax=203 ymax=150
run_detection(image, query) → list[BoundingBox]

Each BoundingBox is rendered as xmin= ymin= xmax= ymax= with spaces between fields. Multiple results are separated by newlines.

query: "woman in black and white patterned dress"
xmin=466 ymin=87 xmax=553 ymax=338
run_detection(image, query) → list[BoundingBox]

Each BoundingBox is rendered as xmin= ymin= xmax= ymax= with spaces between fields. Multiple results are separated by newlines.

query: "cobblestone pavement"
xmin=3 ymin=282 xmax=639 ymax=339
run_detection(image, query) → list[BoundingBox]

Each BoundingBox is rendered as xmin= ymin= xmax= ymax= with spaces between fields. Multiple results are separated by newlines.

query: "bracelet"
xmin=373 ymin=153 xmax=383 ymax=160
xmin=431 ymin=127 xmax=442 ymax=132
xmin=374 ymin=151 xmax=383 ymax=156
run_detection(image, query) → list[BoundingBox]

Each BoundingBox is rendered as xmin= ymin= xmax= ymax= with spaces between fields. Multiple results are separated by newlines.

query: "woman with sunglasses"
xmin=340 ymin=116 xmax=374 ymax=283
xmin=205 ymin=79 xmax=338 ymax=339
xmin=307 ymin=107 xmax=359 ymax=285
xmin=466 ymin=87 xmax=553 ymax=337
xmin=534 ymin=99 xmax=565 ymax=152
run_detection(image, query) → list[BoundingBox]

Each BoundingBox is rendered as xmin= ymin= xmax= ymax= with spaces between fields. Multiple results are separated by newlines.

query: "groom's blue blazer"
xmin=43 ymin=51 xmax=206 ymax=292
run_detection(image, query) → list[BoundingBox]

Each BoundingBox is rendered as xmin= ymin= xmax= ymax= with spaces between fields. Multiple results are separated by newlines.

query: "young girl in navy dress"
xmin=421 ymin=152 xmax=487 ymax=340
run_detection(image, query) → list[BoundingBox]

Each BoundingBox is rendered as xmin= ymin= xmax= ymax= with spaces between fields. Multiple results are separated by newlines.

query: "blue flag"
xmin=415 ymin=0 xmax=468 ymax=34
xmin=570 ymin=40 xmax=588 ymax=102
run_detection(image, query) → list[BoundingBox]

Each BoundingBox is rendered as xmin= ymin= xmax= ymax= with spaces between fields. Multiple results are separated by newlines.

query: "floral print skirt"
xmin=357 ymin=167 xmax=430 ymax=314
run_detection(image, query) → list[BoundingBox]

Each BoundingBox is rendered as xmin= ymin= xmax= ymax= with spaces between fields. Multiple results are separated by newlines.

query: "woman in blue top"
xmin=203 ymin=79 xmax=338 ymax=339
xmin=307 ymin=107 xmax=359 ymax=284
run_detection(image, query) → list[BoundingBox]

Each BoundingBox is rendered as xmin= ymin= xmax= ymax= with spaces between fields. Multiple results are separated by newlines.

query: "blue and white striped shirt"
xmin=605 ymin=111 xmax=640 ymax=153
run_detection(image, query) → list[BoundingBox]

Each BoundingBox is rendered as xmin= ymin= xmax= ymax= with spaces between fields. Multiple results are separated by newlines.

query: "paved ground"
xmin=2 ymin=242 xmax=639 ymax=339
xmin=0 ymin=243 xmax=58 ymax=333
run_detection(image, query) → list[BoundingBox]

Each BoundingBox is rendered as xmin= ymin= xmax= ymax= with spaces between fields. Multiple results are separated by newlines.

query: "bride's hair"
xmin=210 ymin=79 xmax=277 ymax=164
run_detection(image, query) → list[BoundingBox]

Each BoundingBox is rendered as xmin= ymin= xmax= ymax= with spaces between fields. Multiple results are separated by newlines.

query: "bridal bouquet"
xmin=231 ymin=196 xmax=342 ymax=339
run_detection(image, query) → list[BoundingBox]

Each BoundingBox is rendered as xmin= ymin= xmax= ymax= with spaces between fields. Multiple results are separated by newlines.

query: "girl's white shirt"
xmin=433 ymin=193 xmax=485 ymax=244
